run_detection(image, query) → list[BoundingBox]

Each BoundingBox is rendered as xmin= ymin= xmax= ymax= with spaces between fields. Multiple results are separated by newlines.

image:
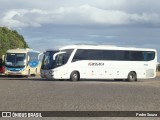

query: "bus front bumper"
xmin=41 ymin=70 xmax=55 ymax=79
xmin=5 ymin=70 xmax=27 ymax=76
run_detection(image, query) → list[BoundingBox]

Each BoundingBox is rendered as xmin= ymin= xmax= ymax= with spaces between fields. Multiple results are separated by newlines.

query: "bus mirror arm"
xmin=2 ymin=55 xmax=5 ymax=62
xmin=53 ymin=51 xmax=66 ymax=60
xmin=53 ymin=54 xmax=57 ymax=61
xmin=38 ymin=52 xmax=44 ymax=60
xmin=27 ymin=56 xmax=30 ymax=61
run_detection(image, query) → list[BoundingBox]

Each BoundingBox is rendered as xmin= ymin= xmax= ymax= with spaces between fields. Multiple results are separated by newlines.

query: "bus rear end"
xmin=0 ymin=58 xmax=5 ymax=74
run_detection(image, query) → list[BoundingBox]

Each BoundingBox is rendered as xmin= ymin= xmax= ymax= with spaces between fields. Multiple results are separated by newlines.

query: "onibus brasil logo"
xmin=1 ymin=112 xmax=42 ymax=118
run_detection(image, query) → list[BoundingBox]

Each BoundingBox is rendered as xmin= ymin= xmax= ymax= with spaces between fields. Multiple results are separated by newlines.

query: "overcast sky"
xmin=0 ymin=0 xmax=160 ymax=60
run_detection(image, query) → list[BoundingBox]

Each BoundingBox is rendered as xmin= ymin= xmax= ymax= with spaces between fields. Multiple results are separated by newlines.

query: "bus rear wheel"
xmin=70 ymin=71 xmax=80 ymax=82
xmin=127 ymin=71 xmax=137 ymax=82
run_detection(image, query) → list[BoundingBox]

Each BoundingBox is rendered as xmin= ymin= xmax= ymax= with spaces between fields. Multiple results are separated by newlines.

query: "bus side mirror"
xmin=38 ymin=52 xmax=44 ymax=61
xmin=53 ymin=54 xmax=57 ymax=60
xmin=2 ymin=55 xmax=5 ymax=62
xmin=53 ymin=51 xmax=66 ymax=60
xmin=27 ymin=56 xmax=30 ymax=61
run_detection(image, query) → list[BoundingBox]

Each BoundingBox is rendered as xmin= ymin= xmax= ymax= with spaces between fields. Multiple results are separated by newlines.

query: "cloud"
xmin=1 ymin=0 xmax=160 ymax=60
xmin=1 ymin=9 xmax=47 ymax=28
xmin=1 ymin=4 xmax=160 ymax=28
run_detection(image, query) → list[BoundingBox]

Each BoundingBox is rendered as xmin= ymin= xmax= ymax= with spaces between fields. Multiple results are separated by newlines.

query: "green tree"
xmin=0 ymin=27 xmax=29 ymax=57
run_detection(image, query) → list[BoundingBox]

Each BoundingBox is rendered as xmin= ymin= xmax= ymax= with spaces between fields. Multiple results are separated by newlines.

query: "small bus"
xmin=41 ymin=45 xmax=157 ymax=81
xmin=5 ymin=48 xmax=41 ymax=77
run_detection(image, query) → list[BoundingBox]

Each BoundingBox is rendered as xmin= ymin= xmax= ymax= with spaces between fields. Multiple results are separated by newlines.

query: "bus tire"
xmin=70 ymin=71 xmax=80 ymax=82
xmin=127 ymin=71 xmax=137 ymax=82
xmin=33 ymin=68 xmax=37 ymax=77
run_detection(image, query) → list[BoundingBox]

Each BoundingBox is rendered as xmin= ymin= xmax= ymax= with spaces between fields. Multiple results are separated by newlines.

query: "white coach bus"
xmin=41 ymin=45 xmax=157 ymax=81
xmin=5 ymin=48 xmax=41 ymax=77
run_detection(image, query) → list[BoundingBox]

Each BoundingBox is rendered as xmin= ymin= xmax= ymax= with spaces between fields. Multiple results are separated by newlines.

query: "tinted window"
xmin=28 ymin=52 xmax=39 ymax=61
xmin=143 ymin=51 xmax=155 ymax=61
xmin=41 ymin=51 xmax=57 ymax=69
xmin=72 ymin=49 xmax=155 ymax=61
xmin=61 ymin=49 xmax=74 ymax=64
xmin=5 ymin=53 xmax=26 ymax=67
xmin=129 ymin=51 xmax=143 ymax=61
xmin=72 ymin=49 xmax=103 ymax=61
xmin=41 ymin=49 xmax=73 ymax=69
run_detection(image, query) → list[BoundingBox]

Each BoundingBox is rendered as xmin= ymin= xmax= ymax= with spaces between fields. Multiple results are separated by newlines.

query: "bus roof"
xmin=60 ymin=45 xmax=156 ymax=52
xmin=6 ymin=48 xmax=40 ymax=54
xmin=46 ymin=49 xmax=59 ymax=52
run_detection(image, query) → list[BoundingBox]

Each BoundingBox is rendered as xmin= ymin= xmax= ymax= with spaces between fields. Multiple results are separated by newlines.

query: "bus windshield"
xmin=41 ymin=49 xmax=73 ymax=70
xmin=5 ymin=53 xmax=26 ymax=68
xmin=41 ymin=51 xmax=57 ymax=70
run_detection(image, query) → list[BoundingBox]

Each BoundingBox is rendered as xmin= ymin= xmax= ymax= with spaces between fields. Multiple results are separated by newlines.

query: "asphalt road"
xmin=0 ymin=75 xmax=160 ymax=119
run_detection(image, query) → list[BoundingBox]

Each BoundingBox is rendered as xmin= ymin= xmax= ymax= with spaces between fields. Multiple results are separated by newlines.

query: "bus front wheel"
xmin=127 ymin=71 xmax=137 ymax=82
xmin=33 ymin=68 xmax=37 ymax=77
xmin=70 ymin=71 xmax=80 ymax=82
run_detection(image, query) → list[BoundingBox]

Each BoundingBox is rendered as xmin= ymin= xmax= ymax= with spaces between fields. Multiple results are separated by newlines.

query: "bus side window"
xmin=55 ymin=54 xmax=66 ymax=66
xmin=72 ymin=49 xmax=84 ymax=62
xmin=143 ymin=52 xmax=155 ymax=61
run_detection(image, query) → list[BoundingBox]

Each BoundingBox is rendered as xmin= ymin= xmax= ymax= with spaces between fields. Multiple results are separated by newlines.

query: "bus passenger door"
xmin=54 ymin=53 xmax=68 ymax=79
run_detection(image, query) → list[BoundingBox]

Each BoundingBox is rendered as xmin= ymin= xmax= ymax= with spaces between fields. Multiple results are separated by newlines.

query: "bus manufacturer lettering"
xmin=88 ymin=62 xmax=104 ymax=66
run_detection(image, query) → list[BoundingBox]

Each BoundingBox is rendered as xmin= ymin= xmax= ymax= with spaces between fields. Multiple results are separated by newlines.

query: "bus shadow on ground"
xmin=0 ymin=75 xmax=42 ymax=81
xmin=1 ymin=75 xmax=156 ymax=82
xmin=31 ymin=79 xmax=124 ymax=82
xmin=0 ymin=77 xmax=127 ymax=82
